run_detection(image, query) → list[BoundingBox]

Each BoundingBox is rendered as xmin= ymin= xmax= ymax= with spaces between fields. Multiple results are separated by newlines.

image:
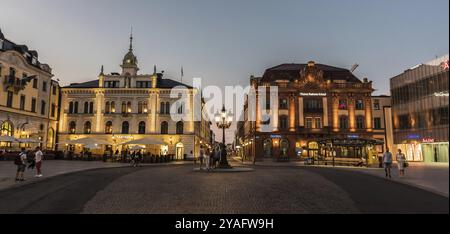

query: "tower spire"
xmin=129 ymin=26 xmax=133 ymax=52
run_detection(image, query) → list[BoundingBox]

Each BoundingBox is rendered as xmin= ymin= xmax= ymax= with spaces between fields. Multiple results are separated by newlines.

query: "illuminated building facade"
xmin=58 ymin=34 xmax=211 ymax=159
xmin=236 ymin=61 xmax=393 ymax=163
xmin=391 ymin=55 xmax=449 ymax=162
xmin=0 ymin=29 xmax=60 ymax=150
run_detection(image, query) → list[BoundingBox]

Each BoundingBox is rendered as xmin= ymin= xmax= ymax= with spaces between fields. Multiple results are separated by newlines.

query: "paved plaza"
xmin=0 ymin=162 xmax=447 ymax=214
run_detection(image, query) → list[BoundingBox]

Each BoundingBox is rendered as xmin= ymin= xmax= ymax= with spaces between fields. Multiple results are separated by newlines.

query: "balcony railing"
xmin=3 ymin=75 xmax=28 ymax=93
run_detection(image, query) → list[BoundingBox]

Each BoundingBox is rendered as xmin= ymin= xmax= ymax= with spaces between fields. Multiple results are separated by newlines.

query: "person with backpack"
xmin=15 ymin=148 xmax=28 ymax=182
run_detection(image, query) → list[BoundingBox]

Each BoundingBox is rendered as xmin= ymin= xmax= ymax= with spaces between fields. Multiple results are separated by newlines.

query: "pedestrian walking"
xmin=210 ymin=148 xmax=215 ymax=169
xmin=205 ymin=148 xmax=211 ymax=171
xmin=34 ymin=147 xmax=43 ymax=178
xmin=15 ymin=148 xmax=28 ymax=182
xmin=383 ymin=148 xmax=393 ymax=179
xmin=199 ymin=146 xmax=205 ymax=170
xmin=396 ymin=149 xmax=407 ymax=176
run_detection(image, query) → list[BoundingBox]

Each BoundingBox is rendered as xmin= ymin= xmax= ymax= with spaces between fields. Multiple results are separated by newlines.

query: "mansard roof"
xmin=261 ymin=63 xmax=362 ymax=83
xmin=64 ymin=78 xmax=193 ymax=89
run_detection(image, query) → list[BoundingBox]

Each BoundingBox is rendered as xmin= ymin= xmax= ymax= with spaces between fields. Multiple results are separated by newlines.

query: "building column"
xmin=289 ymin=95 xmax=295 ymax=132
xmin=348 ymin=97 xmax=356 ymax=132
xmin=298 ymin=97 xmax=304 ymax=127
xmin=323 ymin=97 xmax=328 ymax=127
xmin=332 ymin=96 xmax=339 ymax=132
xmin=272 ymin=91 xmax=279 ymax=131
xmin=365 ymin=97 xmax=373 ymax=132
xmin=256 ymin=93 xmax=261 ymax=132
xmin=150 ymin=92 xmax=157 ymax=133
xmin=94 ymin=91 xmax=104 ymax=133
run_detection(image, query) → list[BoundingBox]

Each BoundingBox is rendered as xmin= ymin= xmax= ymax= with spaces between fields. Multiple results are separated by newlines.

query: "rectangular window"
xmin=315 ymin=118 xmax=322 ymax=129
xmin=31 ymin=98 xmax=37 ymax=112
xmin=356 ymin=100 xmax=364 ymax=110
xmin=33 ymin=78 xmax=38 ymax=89
xmin=373 ymin=99 xmax=380 ymax=110
xmin=20 ymin=95 xmax=26 ymax=110
xmin=279 ymin=99 xmax=288 ymax=109
xmin=305 ymin=117 xmax=313 ymax=129
xmin=339 ymin=99 xmax=348 ymax=110
xmin=42 ymin=81 xmax=47 ymax=92
xmin=52 ymin=85 xmax=57 ymax=95
xmin=41 ymin=100 xmax=46 ymax=115
xmin=6 ymin=91 xmax=13 ymax=108
xmin=374 ymin=118 xmax=382 ymax=129
xmin=51 ymin=103 xmax=56 ymax=117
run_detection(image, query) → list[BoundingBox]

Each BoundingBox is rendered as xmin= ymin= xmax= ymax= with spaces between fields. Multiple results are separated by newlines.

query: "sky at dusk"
xmin=1 ymin=0 xmax=449 ymax=143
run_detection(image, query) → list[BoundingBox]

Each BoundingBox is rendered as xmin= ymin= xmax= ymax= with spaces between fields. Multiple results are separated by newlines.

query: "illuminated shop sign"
xmin=434 ymin=92 xmax=449 ymax=97
xmin=347 ymin=134 xmax=359 ymax=139
xmin=299 ymin=92 xmax=327 ymax=97
xmin=407 ymin=134 xmax=420 ymax=140
xmin=270 ymin=135 xmax=282 ymax=139
xmin=422 ymin=138 xmax=435 ymax=143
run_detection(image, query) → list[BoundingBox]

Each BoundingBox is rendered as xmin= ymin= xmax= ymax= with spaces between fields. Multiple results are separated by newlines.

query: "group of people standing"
xmin=198 ymin=144 xmax=227 ymax=171
xmin=14 ymin=147 xmax=44 ymax=182
xmin=382 ymin=148 xmax=408 ymax=179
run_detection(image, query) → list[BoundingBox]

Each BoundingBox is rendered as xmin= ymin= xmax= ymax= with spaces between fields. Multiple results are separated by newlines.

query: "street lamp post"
xmin=215 ymin=105 xmax=233 ymax=169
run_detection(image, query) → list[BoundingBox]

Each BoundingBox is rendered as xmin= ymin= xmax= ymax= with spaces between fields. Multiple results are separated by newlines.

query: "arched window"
xmin=339 ymin=116 xmax=349 ymax=129
xmin=280 ymin=139 xmax=290 ymax=157
xmin=105 ymin=101 xmax=111 ymax=114
xmin=84 ymin=121 xmax=92 ymax=134
xmin=84 ymin=102 xmax=89 ymax=113
xmin=138 ymin=101 xmax=143 ymax=114
xmin=122 ymin=121 xmax=129 ymax=134
xmin=263 ymin=138 xmax=272 ymax=157
xmin=160 ymin=102 xmax=165 ymax=115
xmin=176 ymin=121 xmax=184 ymax=134
xmin=69 ymin=121 xmax=76 ymax=134
xmin=161 ymin=121 xmax=168 ymax=134
xmin=177 ymin=103 xmax=184 ymax=114
xmin=1 ymin=121 xmax=14 ymax=136
xmin=69 ymin=102 xmax=74 ymax=114
xmin=356 ymin=116 xmax=365 ymax=129
xmin=121 ymin=102 xmax=127 ymax=113
xmin=89 ymin=102 xmax=94 ymax=114
xmin=74 ymin=102 xmax=79 ymax=114
xmin=105 ymin=121 xmax=113 ymax=134
xmin=138 ymin=121 xmax=146 ymax=134
xmin=165 ymin=102 xmax=170 ymax=114
xmin=127 ymin=102 xmax=132 ymax=113
xmin=111 ymin=101 xmax=116 ymax=113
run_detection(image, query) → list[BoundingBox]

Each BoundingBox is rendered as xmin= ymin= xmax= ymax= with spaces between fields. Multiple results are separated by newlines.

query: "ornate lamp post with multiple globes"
xmin=215 ymin=105 xmax=233 ymax=169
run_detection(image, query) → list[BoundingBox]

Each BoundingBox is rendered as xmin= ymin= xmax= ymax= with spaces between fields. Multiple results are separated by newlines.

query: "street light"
xmin=215 ymin=105 xmax=233 ymax=169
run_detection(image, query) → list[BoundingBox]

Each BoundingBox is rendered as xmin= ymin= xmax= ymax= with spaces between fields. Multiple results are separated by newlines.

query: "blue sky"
xmin=1 ymin=0 xmax=448 ymax=142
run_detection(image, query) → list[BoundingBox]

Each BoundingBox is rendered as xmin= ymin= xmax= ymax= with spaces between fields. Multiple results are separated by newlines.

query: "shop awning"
xmin=16 ymin=138 xmax=43 ymax=143
xmin=0 ymin=136 xmax=18 ymax=142
xmin=317 ymin=137 xmax=384 ymax=147
xmin=120 ymin=138 xmax=166 ymax=146
xmin=60 ymin=137 xmax=111 ymax=146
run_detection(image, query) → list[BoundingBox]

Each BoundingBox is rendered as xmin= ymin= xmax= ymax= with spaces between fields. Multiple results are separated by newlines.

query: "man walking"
xmin=383 ymin=148 xmax=393 ymax=179
xmin=34 ymin=147 xmax=43 ymax=178
xmin=15 ymin=148 xmax=28 ymax=181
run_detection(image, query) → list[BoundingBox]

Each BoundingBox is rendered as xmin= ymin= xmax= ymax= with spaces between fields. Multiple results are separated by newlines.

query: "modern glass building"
xmin=391 ymin=55 xmax=449 ymax=162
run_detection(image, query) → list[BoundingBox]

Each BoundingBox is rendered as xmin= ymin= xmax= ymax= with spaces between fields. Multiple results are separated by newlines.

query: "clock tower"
xmin=121 ymin=31 xmax=139 ymax=76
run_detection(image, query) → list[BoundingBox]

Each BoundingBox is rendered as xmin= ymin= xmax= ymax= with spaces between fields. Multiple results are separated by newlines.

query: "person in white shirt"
xmin=34 ymin=147 xmax=43 ymax=178
xmin=383 ymin=148 xmax=393 ymax=179
xmin=396 ymin=149 xmax=407 ymax=176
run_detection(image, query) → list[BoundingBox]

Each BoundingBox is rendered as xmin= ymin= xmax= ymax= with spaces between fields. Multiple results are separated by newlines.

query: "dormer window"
xmin=32 ymin=56 xmax=38 ymax=65
xmin=0 ymin=39 xmax=4 ymax=49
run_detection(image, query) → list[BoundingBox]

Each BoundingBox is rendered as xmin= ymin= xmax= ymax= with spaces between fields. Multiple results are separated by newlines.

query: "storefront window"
xmin=280 ymin=139 xmax=289 ymax=157
xmin=263 ymin=139 xmax=272 ymax=157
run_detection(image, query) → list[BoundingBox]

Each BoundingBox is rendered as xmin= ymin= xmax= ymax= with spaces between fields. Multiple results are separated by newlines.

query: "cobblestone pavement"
xmin=0 ymin=164 xmax=447 ymax=214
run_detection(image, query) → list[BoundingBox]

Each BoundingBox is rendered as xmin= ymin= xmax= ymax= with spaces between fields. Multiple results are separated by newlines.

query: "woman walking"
xmin=396 ymin=149 xmax=407 ymax=176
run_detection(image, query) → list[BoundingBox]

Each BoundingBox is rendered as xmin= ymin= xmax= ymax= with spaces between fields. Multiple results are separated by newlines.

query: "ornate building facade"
xmin=0 ymin=29 xmax=60 ymax=150
xmin=236 ymin=61 xmax=393 ymax=164
xmin=58 ymin=35 xmax=211 ymax=159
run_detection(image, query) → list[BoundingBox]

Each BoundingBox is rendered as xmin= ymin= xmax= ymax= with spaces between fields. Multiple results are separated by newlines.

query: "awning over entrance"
xmin=120 ymin=138 xmax=166 ymax=146
xmin=59 ymin=137 xmax=111 ymax=146
xmin=317 ymin=137 xmax=384 ymax=147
